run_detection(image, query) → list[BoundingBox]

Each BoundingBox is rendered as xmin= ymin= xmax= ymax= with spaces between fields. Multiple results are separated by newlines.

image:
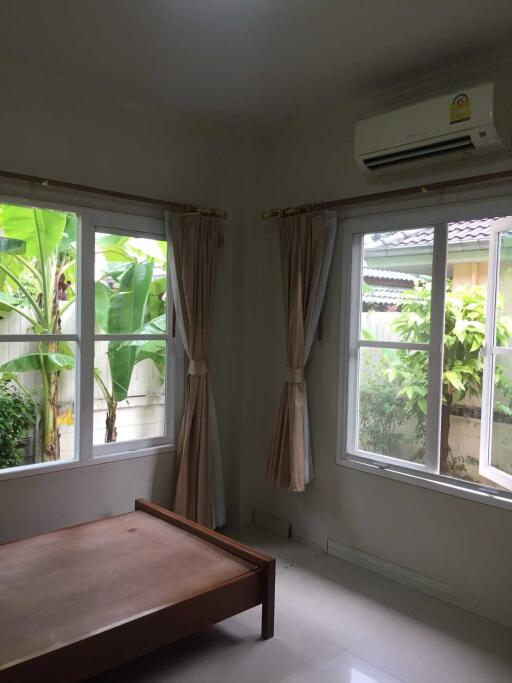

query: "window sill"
xmin=0 ymin=444 xmax=176 ymax=482
xmin=337 ymin=454 xmax=512 ymax=512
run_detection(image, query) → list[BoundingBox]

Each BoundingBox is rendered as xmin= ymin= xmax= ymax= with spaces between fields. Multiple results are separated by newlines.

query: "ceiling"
xmin=2 ymin=0 xmax=512 ymax=125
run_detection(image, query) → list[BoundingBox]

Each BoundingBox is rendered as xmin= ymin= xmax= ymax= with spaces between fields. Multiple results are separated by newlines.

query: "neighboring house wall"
xmin=452 ymin=260 xmax=488 ymax=286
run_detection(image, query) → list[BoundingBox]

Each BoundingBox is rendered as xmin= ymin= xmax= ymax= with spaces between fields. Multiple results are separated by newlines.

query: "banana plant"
xmin=94 ymin=241 xmax=166 ymax=442
xmin=0 ymin=204 xmax=76 ymax=460
xmin=0 ymin=209 xmax=166 ymax=456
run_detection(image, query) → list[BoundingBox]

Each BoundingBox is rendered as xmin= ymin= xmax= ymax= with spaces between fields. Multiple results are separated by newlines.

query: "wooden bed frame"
xmin=0 ymin=499 xmax=275 ymax=683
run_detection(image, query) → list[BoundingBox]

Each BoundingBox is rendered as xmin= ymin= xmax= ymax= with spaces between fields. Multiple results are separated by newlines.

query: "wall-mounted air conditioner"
xmin=355 ymin=82 xmax=509 ymax=173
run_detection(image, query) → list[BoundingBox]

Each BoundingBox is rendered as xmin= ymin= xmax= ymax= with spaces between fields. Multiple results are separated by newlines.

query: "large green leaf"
xmin=107 ymin=261 xmax=153 ymax=334
xmin=100 ymin=261 xmax=134 ymax=282
xmin=0 ymin=352 xmax=75 ymax=374
xmin=0 ymin=236 xmax=26 ymax=292
xmin=0 ymin=291 xmax=26 ymax=313
xmin=147 ymin=276 xmax=167 ymax=321
xmin=57 ymin=341 xmax=74 ymax=358
xmin=96 ymin=234 xmax=132 ymax=262
xmin=59 ymin=213 xmax=77 ymax=251
xmin=106 ymin=315 xmax=166 ymax=396
xmin=0 ymin=205 xmax=66 ymax=261
xmin=0 ymin=237 xmax=26 ymax=255
xmin=135 ymin=340 xmax=165 ymax=375
xmin=95 ymin=282 xmax=112 ymax=332
xmin=107 ymin=342 xmax=137 ymax=402
xmin=104 ymin=338 xmax=165 ymax=400
xmin=96 ymin=260 xmax=158 ymax=404
xmin=0 ymin=251 xmax=24 ymax=294
xmin=129 ymin=237 xmax=166 ymax=264
xmin=137 ymin=314 xmax=166 ymax=334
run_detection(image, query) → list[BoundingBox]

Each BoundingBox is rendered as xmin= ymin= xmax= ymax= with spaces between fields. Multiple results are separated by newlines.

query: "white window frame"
xmin=338 ymin=194 xmax=512 ymax=509
xmin=479 ymin=217 xmax=512 ymax=490
xmin=345 ymin=222 xmax=446 ymax=474
xmin=0 ymin=195 xmax=181 ymax=481
xmin=90 ymin=209 xmax=175 ymax=457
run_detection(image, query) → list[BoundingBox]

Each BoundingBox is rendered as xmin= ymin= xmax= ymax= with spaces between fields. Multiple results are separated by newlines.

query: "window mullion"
xmin=358 ymin=340 xmax=429 ymax=351
xmin=479 ymin=227 xmax=500 ymax=473
xmin=166 ymin=242 xmax=177 ymax=445
xmin=77 ymin=212 xmax=95 ymax=463
xmin=424 ymin=223 xmax=448 ymax=474
xmin=94 ymin=333 xmax=167 ymax=341
xmin=0 ymin=334 xmax=79 ymax=343
xmin=346 ymin=232 xmax=363 ymax=455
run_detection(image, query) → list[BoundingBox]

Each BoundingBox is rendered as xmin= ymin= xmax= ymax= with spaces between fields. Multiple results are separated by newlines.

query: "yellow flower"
xmin=57 ymin=409 xmax=74 ymax=427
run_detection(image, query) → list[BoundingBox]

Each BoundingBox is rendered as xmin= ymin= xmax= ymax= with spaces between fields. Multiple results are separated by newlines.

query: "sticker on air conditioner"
xmin=450 ymin=93 xmax=471 ymax=124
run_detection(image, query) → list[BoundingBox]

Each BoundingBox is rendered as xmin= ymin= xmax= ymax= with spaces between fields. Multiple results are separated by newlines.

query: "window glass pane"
xmin=0 ymin=341 xmax=76 ymax=469
xmin=439 ymin=218 xmax=512 ymax=491
xmin=496 ymin=229 xmax=512 ymax=347
xmin=440 ymin=226 xmax=488 ymax=480
xmin=0 ymin=203 xmax=77 ymax=334
xmin=361 ymin=228 xmax=433 ymax=343
xmin=490 ymin=356 xmax=512 ymax=480
xmin=93 ymin=340 xmax=166 ymax=445
xmin=358 ymin=346 xmax=427 ymax=464
xmin=95 ymin=232 xmax=167 ymax=335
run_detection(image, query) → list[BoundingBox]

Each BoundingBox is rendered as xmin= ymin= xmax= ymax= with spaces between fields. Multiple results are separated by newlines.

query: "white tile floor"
xmin=90 ymin=526 xmax=512 ymax=683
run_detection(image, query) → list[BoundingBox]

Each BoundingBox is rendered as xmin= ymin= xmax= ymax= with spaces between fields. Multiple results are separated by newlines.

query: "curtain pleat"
xmin=166 ymin=212 xmax=225 ymax=528
xmin=266 ymin=211 xmax=336 ymax=491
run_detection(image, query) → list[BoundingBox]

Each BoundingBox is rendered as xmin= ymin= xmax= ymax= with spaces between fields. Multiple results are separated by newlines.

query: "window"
xmin=0 ymin=199 xmax=175 ymax=475
xmin=480 ymin=221 xmax=512 ymax=490
xmin=93 ymin=228 xmax=170 ymax=452
xmin=341 ymin=200 xmax=512 ymax=501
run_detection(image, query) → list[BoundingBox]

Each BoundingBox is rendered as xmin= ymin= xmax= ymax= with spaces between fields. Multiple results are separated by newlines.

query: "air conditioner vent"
xmin=364 ymin=135 xmax=475 ymax=170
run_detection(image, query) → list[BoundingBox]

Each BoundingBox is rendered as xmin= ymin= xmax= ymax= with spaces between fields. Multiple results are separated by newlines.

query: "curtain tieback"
xmin=285 ymin=367 xmax=305 ymax=384
xmin=189 ymin=360 xmax=208 ymax=376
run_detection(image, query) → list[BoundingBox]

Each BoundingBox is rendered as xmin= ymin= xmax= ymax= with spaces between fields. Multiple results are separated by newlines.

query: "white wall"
xmin=0 ymin=58 xmax=243 ymax=542
xmin=239 ymin=49 xmax=512 ymax=620
xmin=0 ymin=454 xmax=173 ymax=543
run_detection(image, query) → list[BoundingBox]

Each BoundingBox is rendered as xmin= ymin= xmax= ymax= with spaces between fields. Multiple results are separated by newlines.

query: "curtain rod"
xmin=0 ymin=169 xmax=227 ymax=219
xmin=261 ymin=167 xmax=512 ymax=219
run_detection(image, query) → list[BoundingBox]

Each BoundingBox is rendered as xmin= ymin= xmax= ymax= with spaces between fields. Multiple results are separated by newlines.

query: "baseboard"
xmin=327 ymin=538 xmax=512 ymax=629
xmin=291 ymin=532 xmax=324 ymax=551
xmin=252 ymin=510 xmax=291 ymax=538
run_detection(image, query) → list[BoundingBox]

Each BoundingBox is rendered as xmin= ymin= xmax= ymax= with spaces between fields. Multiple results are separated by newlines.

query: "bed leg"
xmin=261 ymin=559 xmax=275 ymax=639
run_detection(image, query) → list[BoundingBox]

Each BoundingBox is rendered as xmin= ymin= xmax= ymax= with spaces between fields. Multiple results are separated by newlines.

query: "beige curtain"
xmin=266 ymin=211 xmax=336 ymax=491
xmin=166 ymin=212 xmax=224 ymax=529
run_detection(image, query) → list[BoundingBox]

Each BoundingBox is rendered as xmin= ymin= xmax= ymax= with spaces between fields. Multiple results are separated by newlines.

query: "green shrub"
xmin=359 ymin=356 xmax=407 ymax=457
xmin=0 ymin=379 xmax=36 ymax=469
xmin=361 ymin=281 xmax=512 ymax=477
